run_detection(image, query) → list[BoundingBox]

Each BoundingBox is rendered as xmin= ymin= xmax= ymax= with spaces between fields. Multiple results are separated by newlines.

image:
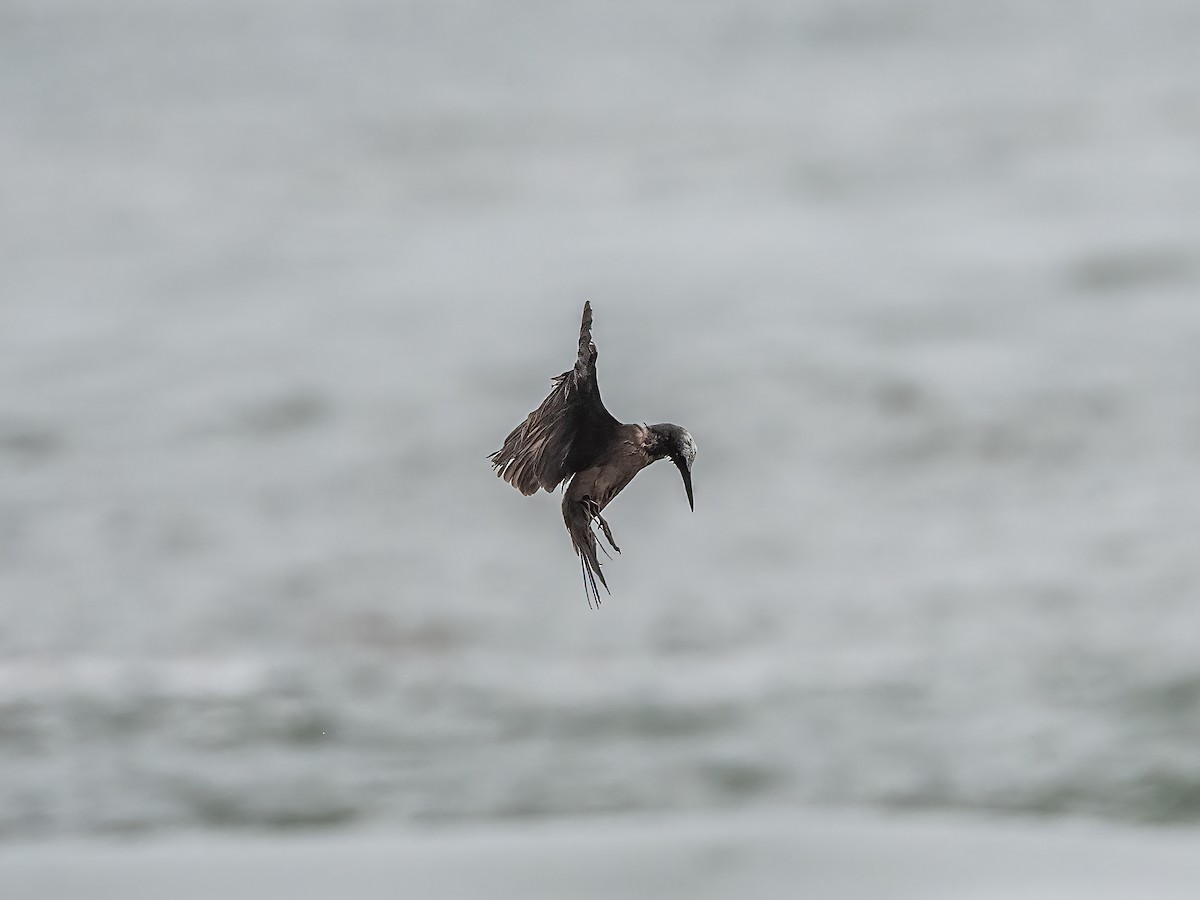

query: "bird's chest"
xmin=567 ymin=445 xmax=652 ymax=511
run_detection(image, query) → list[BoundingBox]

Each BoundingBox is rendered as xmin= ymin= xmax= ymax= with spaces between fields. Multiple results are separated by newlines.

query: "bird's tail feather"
xmin=563 ymin=496 xmax=610 ymax=609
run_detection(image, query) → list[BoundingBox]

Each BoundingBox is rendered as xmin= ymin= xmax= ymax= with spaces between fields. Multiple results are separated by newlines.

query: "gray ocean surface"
xmin=2 ymin=0 xmax=1200 ymax=840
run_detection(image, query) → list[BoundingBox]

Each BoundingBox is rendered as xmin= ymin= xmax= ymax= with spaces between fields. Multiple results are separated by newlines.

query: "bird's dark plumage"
xmin=489 ymin=302 xmax=620 ymax=496
xmin=490 ymin=302 xmax=697 ymax=606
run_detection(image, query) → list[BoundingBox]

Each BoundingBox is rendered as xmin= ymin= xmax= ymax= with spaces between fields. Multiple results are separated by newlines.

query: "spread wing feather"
xmin=489 ymin=302 xmax=620 ymax=495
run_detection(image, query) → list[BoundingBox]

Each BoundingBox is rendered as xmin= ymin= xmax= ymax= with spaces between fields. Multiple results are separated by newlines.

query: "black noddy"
xmin=490 ymin=301 xmax=697 ymax=607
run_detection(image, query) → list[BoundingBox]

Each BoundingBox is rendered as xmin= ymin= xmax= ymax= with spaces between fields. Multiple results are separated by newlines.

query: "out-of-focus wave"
xmin=3 ymin=0 xmax=1200 ymax=841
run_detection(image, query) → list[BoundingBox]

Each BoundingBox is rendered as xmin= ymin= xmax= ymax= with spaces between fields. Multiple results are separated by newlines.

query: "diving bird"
xmin=490 ymin=302 xmax=697 ymax=607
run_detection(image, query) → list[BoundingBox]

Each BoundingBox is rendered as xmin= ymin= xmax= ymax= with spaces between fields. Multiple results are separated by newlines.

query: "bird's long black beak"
xmin=673 ymin=455 xmax=694 ymax=511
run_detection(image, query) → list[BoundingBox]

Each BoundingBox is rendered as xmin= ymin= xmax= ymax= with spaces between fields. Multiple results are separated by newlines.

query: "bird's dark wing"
xmin=490 ymin=302 xmax=621 ymax=495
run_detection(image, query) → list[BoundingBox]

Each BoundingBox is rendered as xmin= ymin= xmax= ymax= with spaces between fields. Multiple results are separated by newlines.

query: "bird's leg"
xmin=596 ymin=513 xmax=621 ymax=554
xmin=582 ymin=497 xmax=620 ymax=560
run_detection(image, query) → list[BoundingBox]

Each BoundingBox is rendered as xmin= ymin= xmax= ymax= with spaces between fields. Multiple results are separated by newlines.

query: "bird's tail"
xmin=562 ymin=495 xmax=617 ymax=609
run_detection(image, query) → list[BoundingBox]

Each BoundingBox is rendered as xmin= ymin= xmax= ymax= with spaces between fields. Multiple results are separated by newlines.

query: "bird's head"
xmin=647 ymin=423 xmax=697 ymax=511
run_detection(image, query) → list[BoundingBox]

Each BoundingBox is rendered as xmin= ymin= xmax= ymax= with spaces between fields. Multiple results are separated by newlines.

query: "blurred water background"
xmin=2 ymin=0 xmax=1200 ymax=841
